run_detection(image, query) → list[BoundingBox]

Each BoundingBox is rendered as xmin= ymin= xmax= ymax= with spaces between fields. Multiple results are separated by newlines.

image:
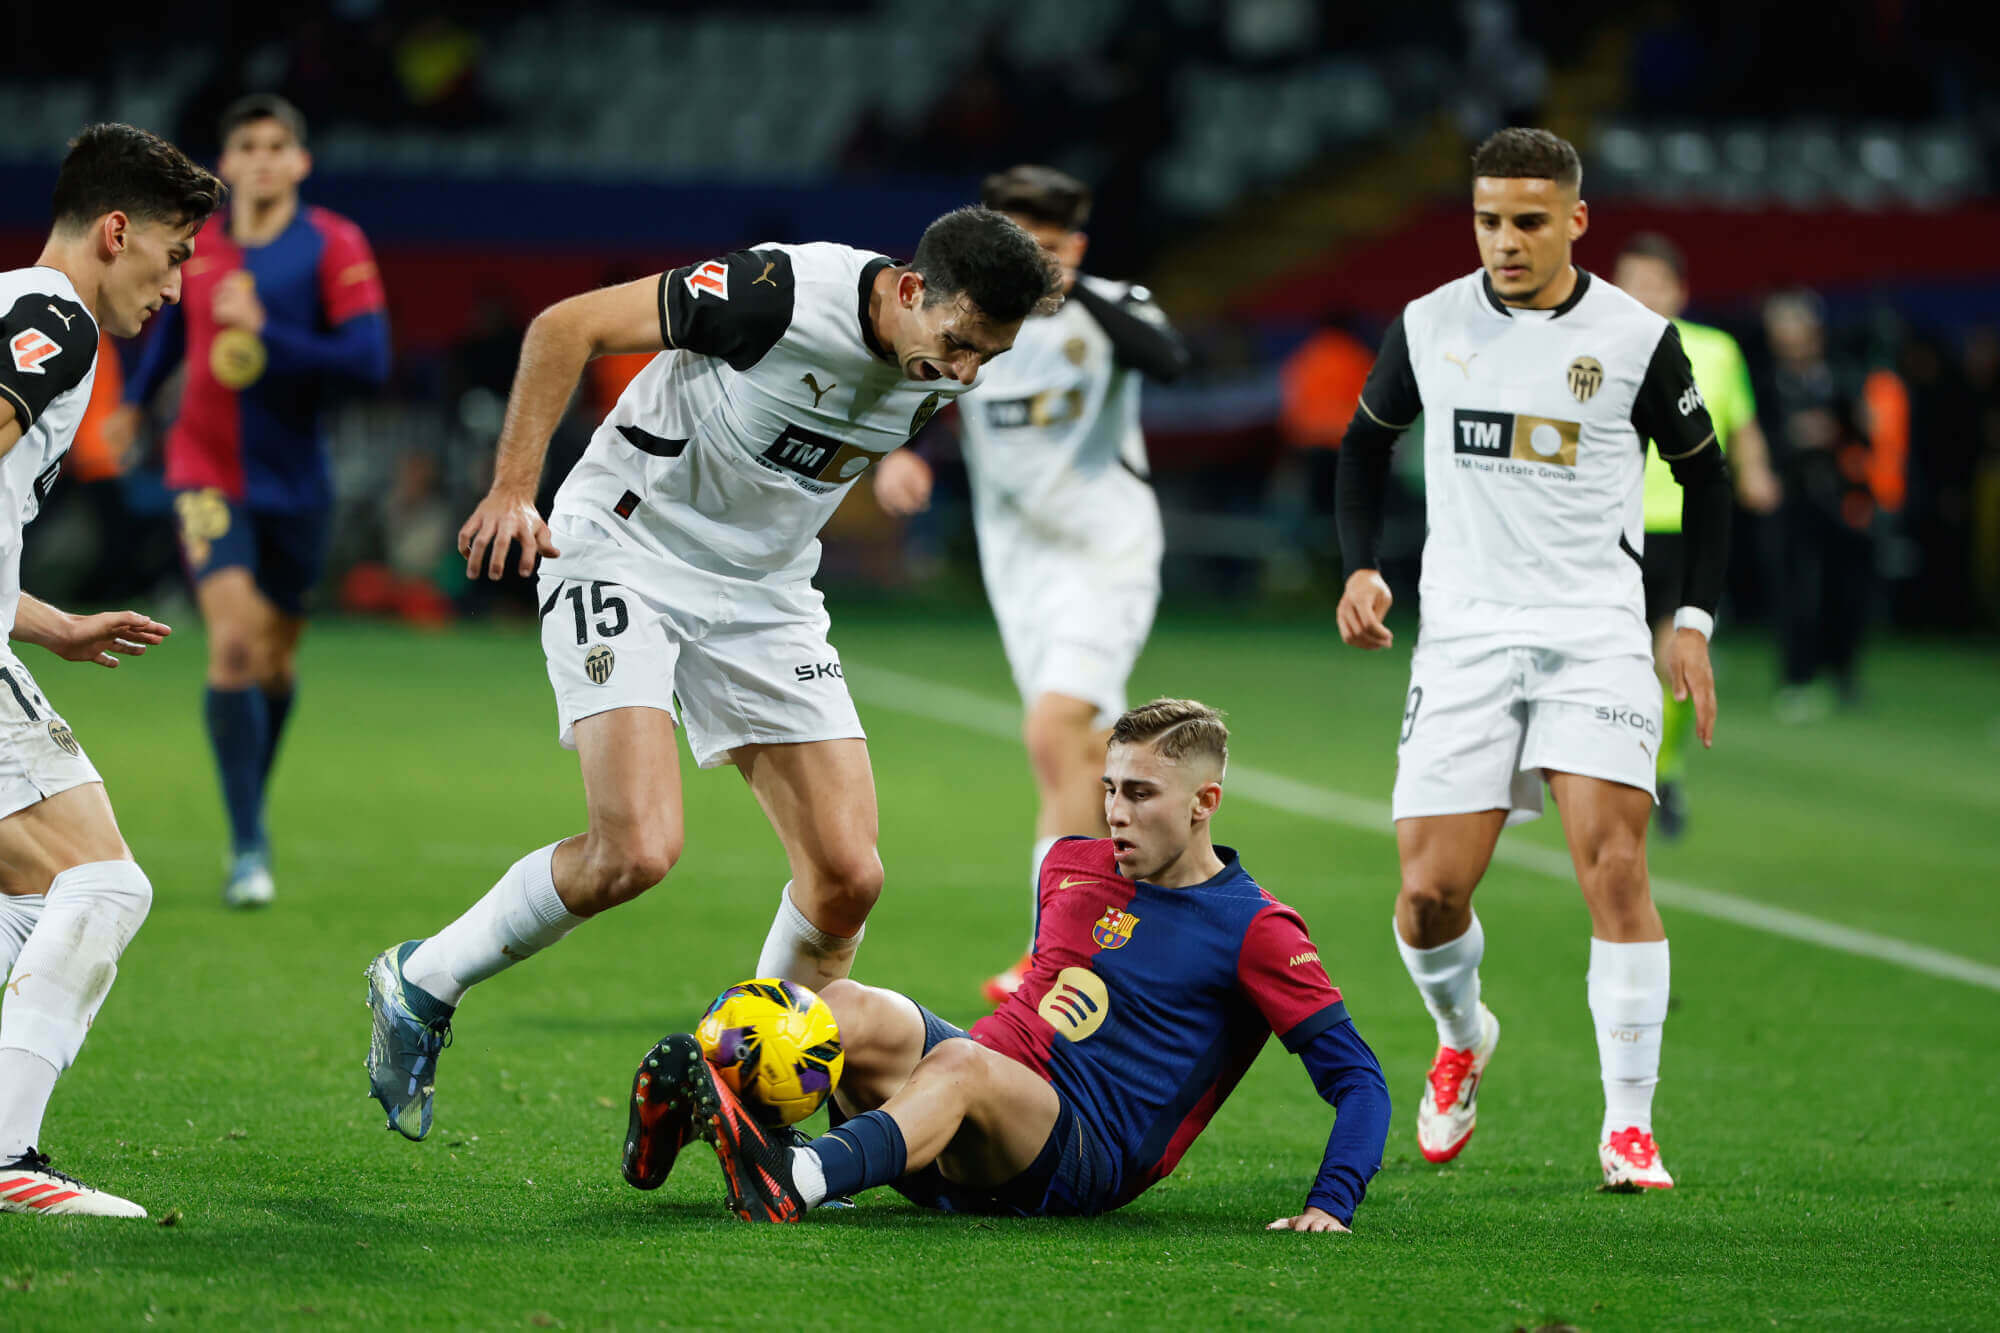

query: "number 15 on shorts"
xmin=558 ymin=581 xmax=629 ymax=645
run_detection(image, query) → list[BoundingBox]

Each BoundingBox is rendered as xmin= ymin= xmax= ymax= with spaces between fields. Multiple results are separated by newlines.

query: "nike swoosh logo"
xmin=1058 ymin=876 xmax=1097 ymax=890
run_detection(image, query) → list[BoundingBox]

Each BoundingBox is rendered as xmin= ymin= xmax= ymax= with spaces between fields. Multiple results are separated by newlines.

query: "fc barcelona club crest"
xmin=1567 ymin=355 xmax=1604 ymax=403
xmin=584 ymin=644 xmax=615 ymax=686
xmin=1091 ymin=906 xmax=1139 ymax=950
xmin=909 ymin=390 xmax=941 ymax=438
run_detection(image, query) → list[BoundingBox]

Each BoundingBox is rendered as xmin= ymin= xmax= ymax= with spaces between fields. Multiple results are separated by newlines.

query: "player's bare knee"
xmin=208 ymin=631 xmax=258 ymax=684
xmin=914 ymin=1036 xmax=986 ymax=1096
xmin=578 ymin=829 xmax=681 ymax=908
xmin=1397 ymin=874 xmax=1469 ymax=938
xmin=819 ymin=982 xmax=901 ymax=1066
xmin=806 ymin=848 xmax=882 ymax=928
xmin=817 ymin=977 xmax=863 ymax=1025
xmin=1575 ymin=833 xmax=1647 ymax=896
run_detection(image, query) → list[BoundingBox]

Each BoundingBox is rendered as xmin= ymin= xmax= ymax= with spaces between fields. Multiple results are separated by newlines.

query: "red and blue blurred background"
xmin=3 ymin=0 xmax=1995 ymax=636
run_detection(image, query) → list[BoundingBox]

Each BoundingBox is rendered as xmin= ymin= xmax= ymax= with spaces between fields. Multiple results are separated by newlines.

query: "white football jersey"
xmin=1364 ymin=269 xmax=1712 ymax=656
xmin=551 ymin=242 xmax=975 ymax=584
xmin=957 ymin=275 xmax=1158 ymax=542
xmin=0 ymin=267 xmax=99 ymax=638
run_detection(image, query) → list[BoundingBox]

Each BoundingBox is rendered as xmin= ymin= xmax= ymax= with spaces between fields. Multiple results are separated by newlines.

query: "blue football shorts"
xmin=174 ymin=488 xmax=332 ymax=616
xmin=879 ymin=1003 xmax=1120 ymax=1218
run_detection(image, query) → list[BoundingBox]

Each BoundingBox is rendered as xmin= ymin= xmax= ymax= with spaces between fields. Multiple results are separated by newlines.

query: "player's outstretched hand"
xmin=1336 ymin=569 xmax=1394 ymax=650
xmin=1668 ymin=627 xmax=1718 ymax=748
xmin=459 ymin=491 xmax=560 ymax=580
xmin=872 ymin=450 xmax=934 ymax=516
xmin=1266 ymin=1207 xmax=1350 ymax=1233
xmin=50 ymin=611 xmax=172 ymax=669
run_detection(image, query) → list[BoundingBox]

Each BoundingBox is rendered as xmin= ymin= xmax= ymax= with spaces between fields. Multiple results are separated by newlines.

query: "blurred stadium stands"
xmin=2 ymin=0 xmax=1995 ymax=640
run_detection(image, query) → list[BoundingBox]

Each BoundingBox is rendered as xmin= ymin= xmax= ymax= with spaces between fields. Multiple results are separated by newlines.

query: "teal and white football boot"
xmin=364 ymin=940 xmax=455 ymax=1141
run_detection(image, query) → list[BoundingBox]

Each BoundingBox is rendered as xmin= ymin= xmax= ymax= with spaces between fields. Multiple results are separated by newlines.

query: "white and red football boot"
xmin=0 ymin=1150 xmax=147 ymax=1217
xmin=1599 ymin=1126 xmax=1674 ymax=1191
xmin=1416 ymin=1004 xmax=1500 ymax=1164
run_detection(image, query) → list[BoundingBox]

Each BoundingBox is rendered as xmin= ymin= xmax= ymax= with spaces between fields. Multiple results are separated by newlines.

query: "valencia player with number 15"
xmin=363 ymin=208 xmax=1063 ymax=1146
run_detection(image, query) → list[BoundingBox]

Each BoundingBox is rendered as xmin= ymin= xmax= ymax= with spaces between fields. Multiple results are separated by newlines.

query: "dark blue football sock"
xmin=204 ymin=686 xmax=269 ymax=856
xmin=808 ymin=1109 xmax=907 ymax=1198
xmin=260 ymin=684 xmax=295 ymax=787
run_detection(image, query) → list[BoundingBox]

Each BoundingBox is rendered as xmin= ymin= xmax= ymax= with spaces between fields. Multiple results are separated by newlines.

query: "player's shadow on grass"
xmin=556 ymin=1196 xmax=1257 ymax=1238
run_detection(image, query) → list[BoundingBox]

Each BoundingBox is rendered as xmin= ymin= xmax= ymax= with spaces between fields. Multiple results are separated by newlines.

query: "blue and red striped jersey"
xmin=971 ymin=836 xmax=1355 ymax=1208
xmin=126 ymin=205 xmax=389 ymax=511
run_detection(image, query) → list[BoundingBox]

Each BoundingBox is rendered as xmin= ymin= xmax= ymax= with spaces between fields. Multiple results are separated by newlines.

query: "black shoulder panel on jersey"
xmin=659 ymin=248 xmax=796 ymax=372
xmin=1353 ymin=312 xmax=1420 ymax=430
xmin=0 ymin=290 xmax=97 ymax=430
xmin=1069 ymin=280 xmax=1190 ymax=383
xmin=1631 ymin=322 xmax=1716 ymax=461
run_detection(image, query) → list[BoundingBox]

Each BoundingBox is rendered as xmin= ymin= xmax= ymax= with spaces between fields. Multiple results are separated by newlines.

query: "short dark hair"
xmin=980 ymin=164 xmax=1092 ymax=231
xmin=220 ymin=93 xmax=308 ymax=147
xmin=1471 ymin=127 xmax=1582 ymax=191
xmin=1617 ymin=231 xmax=1687 ymax=282
xmin=50 ymin=123 xmax=226 ymax=234
xmin=911 ymin=206 xmax=1063 ymax=325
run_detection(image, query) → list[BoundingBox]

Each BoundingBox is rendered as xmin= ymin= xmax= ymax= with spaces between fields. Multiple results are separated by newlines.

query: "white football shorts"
xmin=0 ymin=651 xmax=102 ymax=822
xmin=1391 ymin=639 xmax=1661 ymax=825
xmin=976 ymin=502 xmax=1162 ymax=730
xmin=538 ymin=545 xmax=863 ymax=770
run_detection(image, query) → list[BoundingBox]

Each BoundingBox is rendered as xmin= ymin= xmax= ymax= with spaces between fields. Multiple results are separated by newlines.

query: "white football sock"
xmin=0 ymin=1050 xmax=57 ymax=1160
xmin=1395 ymin=913 xmax=1486 ymax=1051
xmin=0 ymin=892 xmax=43 ymax=975
xmin=790 ymin=1145 xmax=827 ymax=1208
xmin=0 ymin=862 xmax=152 ymax=1157
xmin=754 ymin=883 xmax=863 ymax=991
xmin=1026 ymin=836 xmax=1058 ymax=951
xmin=404 ymin=842 xmax=581 ymax=1007
xmin=1588 ymin=936 xmax=1670 ymax=1139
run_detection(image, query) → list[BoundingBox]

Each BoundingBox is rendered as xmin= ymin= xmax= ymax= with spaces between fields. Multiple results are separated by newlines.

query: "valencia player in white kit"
xmin=364 ymin=208 xmax=1061 ymax=1141
xmin=873 ymin=168 xmax=1189 ymax=1002
xmin=1334 ymin=130 xmax=1728 ymax=1190
xmin=0 ymin=124 xmax=221 ymax=1218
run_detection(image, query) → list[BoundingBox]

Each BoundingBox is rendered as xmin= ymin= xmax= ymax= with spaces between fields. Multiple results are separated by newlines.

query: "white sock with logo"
xmin=1588 ymin=936 xmax=1670 ymax=1139
xmin=404 ymin=842 xmax=581 ymax=1007
xmin=1395 ymin=913 xmax=1486 ymax=1051
xmin=0 ymin=862 xmax=153 ymax=1159
xmin=1025 ymin=836 xmax=1058 ymax=952
xmin=0 ymin=892 xmax=43 ymax=975
xmin=754 ymin=883 xmax=863 ymax=991
xmin=0 ymin=1050 xmax=57 ymax=1160
xmin=0 ymin=890 xmax=51 ymax=1160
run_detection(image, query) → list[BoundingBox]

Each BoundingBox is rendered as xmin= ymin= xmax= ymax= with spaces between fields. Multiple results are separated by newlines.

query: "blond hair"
xmin=1109 ymin=698 xmax=1228 ymax=775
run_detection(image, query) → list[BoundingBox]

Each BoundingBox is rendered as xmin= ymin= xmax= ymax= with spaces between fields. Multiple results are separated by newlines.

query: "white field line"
xmin=849 ymin=663 xmax=2000 ymax=995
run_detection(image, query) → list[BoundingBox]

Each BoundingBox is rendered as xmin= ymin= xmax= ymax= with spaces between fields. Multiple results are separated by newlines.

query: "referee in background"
xmin=1613 ymin=234 xmax=1779 ymax=838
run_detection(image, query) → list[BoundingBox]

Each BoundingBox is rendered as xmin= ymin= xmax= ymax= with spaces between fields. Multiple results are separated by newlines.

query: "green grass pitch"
xmin=2 ymin=606 xmax=1995 ymax=1330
